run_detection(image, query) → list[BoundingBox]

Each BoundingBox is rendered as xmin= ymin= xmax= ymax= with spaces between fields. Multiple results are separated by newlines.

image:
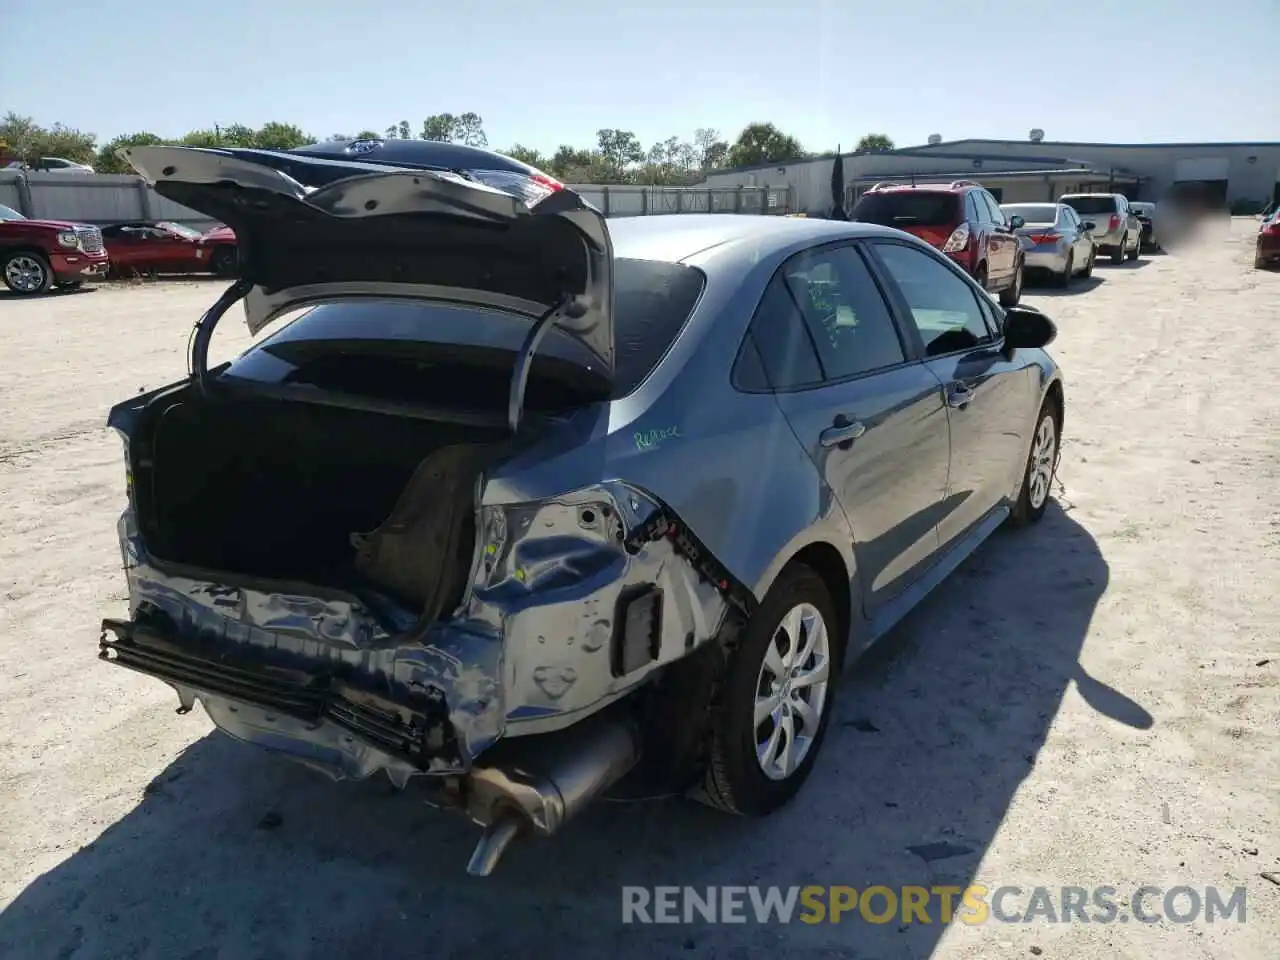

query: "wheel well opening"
xmin=1045 ymin=379 xmax=1064 ymax=433
xmin=787 ymin=543 xmax=852 ymax=662
xmin=2 ymin=246 xmax=52 ymax=261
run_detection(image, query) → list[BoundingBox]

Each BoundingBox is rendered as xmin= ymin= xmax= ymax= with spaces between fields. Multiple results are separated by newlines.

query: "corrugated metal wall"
xmin=0 ymin=172 xmax=794 ymax=226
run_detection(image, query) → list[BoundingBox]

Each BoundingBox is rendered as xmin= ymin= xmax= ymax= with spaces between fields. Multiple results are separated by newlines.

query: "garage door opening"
xmin=1167 ymin=179 xmax=1229 ymax=212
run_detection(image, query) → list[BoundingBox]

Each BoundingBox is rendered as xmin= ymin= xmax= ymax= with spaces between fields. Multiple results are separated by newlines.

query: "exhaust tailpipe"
xmin=463 ymin=715 xmax=640 ymax=876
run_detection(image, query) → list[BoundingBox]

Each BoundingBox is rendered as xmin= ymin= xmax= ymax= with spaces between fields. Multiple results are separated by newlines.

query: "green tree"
xmin=0 ymin=114 xmax=97 ymax=165
xmin=549 ymin=144 xmax=597 ymax=182
xmin=219 ymin=124 xmax=258 ymax=147
xmin=595 ymin=128 xmax=643 ymax=181
xmin=180 ymin=128 xmax=223 ymax=148
xmin=257 ymin=122 xmax=312 ymax=149
xmin=421 ymin=112 xmax=487 ymax=147
xmin=504 ymin=144 xmax=549 ymax=169
xmin=855 ymin=133 xmax=895 ymax=152
xmin=726 ymin=122 xmax=804 ymax=168
xmin=95 ymin=132 xmax=165 ymax=173
xmin=693 ymin=127 xmax=729 ymax=171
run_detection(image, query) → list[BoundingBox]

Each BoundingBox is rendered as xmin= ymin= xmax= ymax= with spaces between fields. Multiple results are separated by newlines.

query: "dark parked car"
xmin=851 ymin=179 xmax=1026 ymax=307
xmin=100 ymin=143 xmax=1065 ymax=876
xmin=101 ymin=220 xmax=237 ymax=277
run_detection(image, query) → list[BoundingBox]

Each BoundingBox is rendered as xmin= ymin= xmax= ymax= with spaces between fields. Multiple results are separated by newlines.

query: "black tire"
xmin=210 ymin=246 xmax=237 ymax=277
xmin=999 ymin=260 xmax=1024 ymax=307
xmin=1010 ymin=399 xmax=1060 ymax=527
xmin=2 ymin=250 xmax=54 ymax=295
xmin=1054 ymin=252 xmax=1074 ymax=288
xmin=1110 ymin=235 xmax=1126 ymax=265
xmin=974 ymin=263 xmax=989 ymax=292
xmin=1127 ymin=235 xmax=1140 ymax=261
xmin=1081 ymin=247 xmax=1095 ymax=278
xmin=698 ymin=565 xmax=843 ymax=817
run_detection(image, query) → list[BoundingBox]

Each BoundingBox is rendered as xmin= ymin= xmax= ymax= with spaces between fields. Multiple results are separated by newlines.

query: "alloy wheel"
xmin=753 ymin=602 xmax=831 ymax=781
xmin=4 ymin=255 xmax=47 ymax=293
xmin=1028 ymin=415 xmax=1057 ymax=509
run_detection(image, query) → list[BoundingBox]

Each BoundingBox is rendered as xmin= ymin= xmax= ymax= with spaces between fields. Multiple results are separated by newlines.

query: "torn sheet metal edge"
xmin=114 ymin=477 xmax=734 ymax=780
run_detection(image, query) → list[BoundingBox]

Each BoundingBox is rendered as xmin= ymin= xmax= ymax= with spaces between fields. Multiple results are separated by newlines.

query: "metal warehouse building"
xmin=700 ymin=138 xmax=1280 ymax=215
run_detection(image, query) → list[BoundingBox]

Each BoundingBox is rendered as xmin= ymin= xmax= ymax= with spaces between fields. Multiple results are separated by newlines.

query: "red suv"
xmin=851 ymin=180 xmax=1024 ymax=306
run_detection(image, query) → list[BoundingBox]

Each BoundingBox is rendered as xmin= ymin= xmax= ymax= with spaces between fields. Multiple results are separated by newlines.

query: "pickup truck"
xmin=0 ymin=201 xmax=109 ymax=293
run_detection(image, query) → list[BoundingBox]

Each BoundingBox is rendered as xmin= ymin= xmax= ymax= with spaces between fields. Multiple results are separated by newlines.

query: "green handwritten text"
xmin=634 ymin=425 xmax=682 ymax=451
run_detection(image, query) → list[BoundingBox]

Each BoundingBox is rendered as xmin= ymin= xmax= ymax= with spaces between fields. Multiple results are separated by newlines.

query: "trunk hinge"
xmin=188 ymin=277 xmax=254 ymax=394
xmin=507 ymin=293 xmax=576 ymax=434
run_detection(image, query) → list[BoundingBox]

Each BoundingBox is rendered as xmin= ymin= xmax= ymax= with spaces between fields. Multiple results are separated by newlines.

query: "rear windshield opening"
xmin=220 ymin=258 xmax=706 ymax=411
xmin=1002 ymin=204 xmax=1059 ymax=224
xmin=851 ymin=192 xmax=960 ymax=228
xmin=1062 ymin=196 xmax=1118 ymax=216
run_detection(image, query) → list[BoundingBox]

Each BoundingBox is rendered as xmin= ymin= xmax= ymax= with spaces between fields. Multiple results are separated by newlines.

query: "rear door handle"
xmin=820 ymin=416 xmax=866 ymax=449
xmin=947 ymin=383 xmax=974 ymax=409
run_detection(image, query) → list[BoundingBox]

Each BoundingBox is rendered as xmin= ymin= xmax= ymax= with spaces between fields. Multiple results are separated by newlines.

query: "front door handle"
xmin=947 ymin=382 xmax=974 ymax=409
xmin=820 ymin=415 xmax=866 ymax=449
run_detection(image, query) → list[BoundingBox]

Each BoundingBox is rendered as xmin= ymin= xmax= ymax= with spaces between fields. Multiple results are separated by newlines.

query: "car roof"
xmin=606 ymin=214 xmax=901 ymax=264
xmin=864 ymin=181 xmax=978 ymax=194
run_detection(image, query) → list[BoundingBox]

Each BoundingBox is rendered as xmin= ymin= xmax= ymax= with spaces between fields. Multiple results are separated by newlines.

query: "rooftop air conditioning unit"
xmin=1030 ymin=128 xmax=1045 ymax=143
xmin=927 ymin=133 xmax=942 ymax=145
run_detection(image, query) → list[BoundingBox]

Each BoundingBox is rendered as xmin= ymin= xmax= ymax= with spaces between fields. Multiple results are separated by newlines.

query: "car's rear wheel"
xmin=999 ymin=261 xmax=1024 ymax=306
xmin=698 ymin=566 xmax=842 ymax=816
xmin=1055 ymin=252 xmax=1074 ymax=288
xmin=1110 ymin=235 xmax=1126 ymax=264
xmin=974 ymin=263 xmax=988 ymax=291
xmin=1127 ymin=233 xmax=1140 ymax=261
xmin=1081 ymin=247 xmax=1095 ymax=278
xmin=2 ymin=251 xmax=53 ymax=294
xmin=1010 ymin=400 xmax=1060 ymax=527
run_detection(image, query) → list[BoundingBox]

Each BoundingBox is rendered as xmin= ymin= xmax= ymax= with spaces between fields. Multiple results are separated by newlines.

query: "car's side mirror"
xmin=1003 ymin=305 xmax=1057 ymax=349
xmin=1008 ymin=215 xmax=1025 ymax=229
xmin=1082 ymin=220 xmax=1095 ymax=232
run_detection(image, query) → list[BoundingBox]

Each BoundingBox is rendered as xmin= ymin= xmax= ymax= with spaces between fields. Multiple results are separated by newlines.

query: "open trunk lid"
xmin=122 ymin=145 xmax=615 ymax=378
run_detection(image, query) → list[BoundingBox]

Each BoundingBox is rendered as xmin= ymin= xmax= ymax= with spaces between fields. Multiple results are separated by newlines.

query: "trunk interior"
xmin=137 ymin=390 xmax=509 ymax=613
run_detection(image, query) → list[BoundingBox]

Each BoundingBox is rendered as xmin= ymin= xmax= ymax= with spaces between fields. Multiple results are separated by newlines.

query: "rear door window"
xmin=735 ymin=244 xmax=908 ymax=390
xmin=778 ymin=245 xmax=907 ymax=381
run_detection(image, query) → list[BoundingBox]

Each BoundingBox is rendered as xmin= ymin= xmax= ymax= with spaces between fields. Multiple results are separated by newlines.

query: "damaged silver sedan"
xmin=100 ymin=140 xmax=1064 ymax=875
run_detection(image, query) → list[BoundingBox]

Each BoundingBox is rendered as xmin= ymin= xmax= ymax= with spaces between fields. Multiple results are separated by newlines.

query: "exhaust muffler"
xmin=462 ymin=714 xmax=640 ymax=876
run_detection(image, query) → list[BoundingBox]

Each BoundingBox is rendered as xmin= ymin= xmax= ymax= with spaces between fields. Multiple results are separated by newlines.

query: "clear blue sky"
xmin=3 ymin=0 xmax=1277 ymax=152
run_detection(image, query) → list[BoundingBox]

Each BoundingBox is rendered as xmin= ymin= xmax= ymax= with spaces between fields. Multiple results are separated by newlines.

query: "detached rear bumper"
xmin=101 ymin=617 xmax=463 ymax=783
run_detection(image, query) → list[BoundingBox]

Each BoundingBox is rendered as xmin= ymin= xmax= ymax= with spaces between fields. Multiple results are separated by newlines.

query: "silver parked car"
xmin=1001 ymin=202 xmax=1098 ymax=287
xmin=1059 ymin=193 xmax=1142 ymax=264
xmin=99 ymin=143 xmax=1066 ymax=876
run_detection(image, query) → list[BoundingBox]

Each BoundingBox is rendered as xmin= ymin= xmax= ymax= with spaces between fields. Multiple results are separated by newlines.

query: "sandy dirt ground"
xmin=0 ymin=221 xmax=1276 ymax=959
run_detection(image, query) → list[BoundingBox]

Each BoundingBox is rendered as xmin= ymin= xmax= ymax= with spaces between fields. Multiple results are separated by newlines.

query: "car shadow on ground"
xmin=1095 ymin=258 xmax=1152 ymax=270
xmin=0 ymin=287 xmax=98 ymax=302
xmin=1025 ymin=274 xmax=1105 ymax=296
xmin=0 ymin=502 xmax=1143 ymax=959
